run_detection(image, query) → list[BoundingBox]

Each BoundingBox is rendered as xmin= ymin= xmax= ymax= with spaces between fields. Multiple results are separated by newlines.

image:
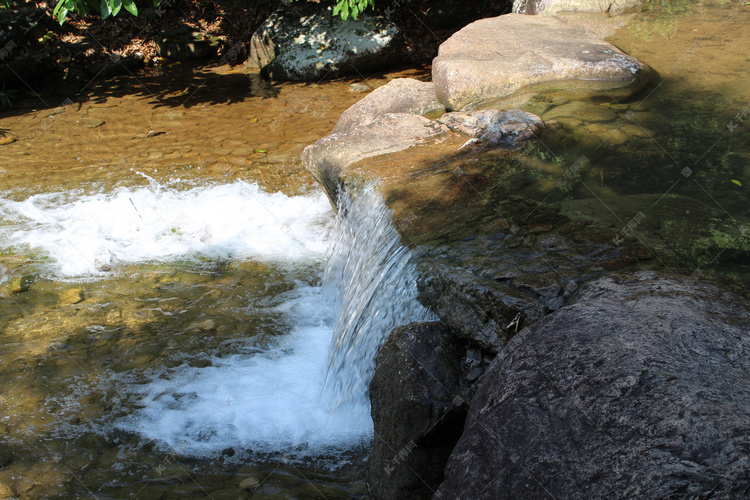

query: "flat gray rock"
xmin=436 ymin=271 xmax=750 ymax=499
xmin=333 ymin=78 xmax=445 ymax=135
xmin=302 ymin=113 xmax=450 ymax=205
xmin=432 ymin=13 xmax=652 ymax=111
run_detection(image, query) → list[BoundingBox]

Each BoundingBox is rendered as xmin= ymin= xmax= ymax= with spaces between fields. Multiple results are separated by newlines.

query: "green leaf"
xmin=732 ymin=179 xmax=742 ymax=187
xmin=123 ymin=0 xmax=137 ymax=15
xmin=111 ymin=0 xmax=122 ymax=16
xmin=53 ymin=0 xmax=65 ymax=15
xmin=100 ymin=0 xmax=111 ymax=18
xmin=57 ymin=6 xmax=68 ymax=23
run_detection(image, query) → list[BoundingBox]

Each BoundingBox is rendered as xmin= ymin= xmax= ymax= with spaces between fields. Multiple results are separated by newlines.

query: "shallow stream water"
xmin=1 ymin=2 xmax=749 ymax=498
xmin=0 ymin=64 xmax=431 ymax=498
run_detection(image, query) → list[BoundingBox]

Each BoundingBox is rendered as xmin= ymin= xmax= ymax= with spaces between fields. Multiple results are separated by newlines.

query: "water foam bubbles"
xmin=119 ymin=285 xmax=373 ymax=458
xmin=0 ymin=181 xmax=332 ymax=277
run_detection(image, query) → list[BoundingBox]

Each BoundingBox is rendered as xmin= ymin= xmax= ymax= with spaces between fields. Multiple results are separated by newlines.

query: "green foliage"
xmin=51 ymin=0 xmax=160 ymax=24
xmin=287 ymin=0 xmax=375 ymax=20
xmin=332 ymin=0 xmax=374 ymax=20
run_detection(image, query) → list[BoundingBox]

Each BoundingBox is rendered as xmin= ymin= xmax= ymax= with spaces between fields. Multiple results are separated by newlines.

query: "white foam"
xmin=2 ymin=180 xmax=431 ymax=458
xmin=0 ymin=181 xmax=332 ymax=277
xmin=119 ymin=284 xmax=373 ymax=457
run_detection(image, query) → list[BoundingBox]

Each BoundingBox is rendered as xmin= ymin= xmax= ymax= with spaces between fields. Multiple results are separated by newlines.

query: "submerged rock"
xmin=415 ymin=197 xmax=655 ymax=354
xmin=513 ymin=0 xmax=644 ymax=15
xmin=438 ymin=109 xmax=544 ymax=147
xmin=432 ymin=13 xmax=652 ymax=111
xmin=58 ymin=288 xmax=85 ymax=305
xmin=369 ymin=321 xmax=471 ymax=500
xmin=436 ymin=271 xmax=750 ymax=499
xmin=248 ymin=4 xmax=402 ymax=81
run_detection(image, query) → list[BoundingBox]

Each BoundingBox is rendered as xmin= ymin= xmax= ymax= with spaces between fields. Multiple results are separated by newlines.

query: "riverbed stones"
xmin=561 ymin=193 xmax=750 ymax=269
xmin=437 ymin=109 xmax=544 ymax=147
xmin=0 ymin=481 xmax=12 ymax=498
xmin=432 ymin=13 xmax=652 ymax=111
xmin=58 ymin=288 xmax=84 ymax=305
xmin=369 ymin=321 xmax=470 ymax=500
xmin=333 ymin=78 xmax=445 ymax=135
xmin=247 ymin=4 xmax=402 ymax=81
xmin=435 ymin=271 xmax=750 ymax=499
xmin=513 ymin=0 xmax=644 ymax=15
xmin=0 ymin=133 xmax=16 ymax=145
xmin=544 ymin=101 xmax=618 ymax=122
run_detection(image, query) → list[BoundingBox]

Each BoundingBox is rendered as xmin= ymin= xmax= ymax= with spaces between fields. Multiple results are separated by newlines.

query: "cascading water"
xmin=109 ymin=181 xmax=433 ymax=457
xmin=0 ymin=178 xmax=432 ymax=460
xmin=322 ymin=184 xmax=436 ymax=407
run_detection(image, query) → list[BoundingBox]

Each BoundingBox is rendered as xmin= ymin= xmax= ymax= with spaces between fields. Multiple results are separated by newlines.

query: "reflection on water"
xmin=513 ymin=1 xmax=750 ymax=287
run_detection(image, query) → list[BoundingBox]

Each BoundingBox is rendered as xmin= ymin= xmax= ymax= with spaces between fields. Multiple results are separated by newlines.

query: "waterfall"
xmin=323 ymin=184 xmax=436 ymax=407
xmin=112 ymin=182 xmax=435 ymax=457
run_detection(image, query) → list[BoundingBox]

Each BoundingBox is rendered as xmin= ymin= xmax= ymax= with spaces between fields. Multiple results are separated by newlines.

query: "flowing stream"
xmin=1 ymin=2 xmax=749 ymax=498
xmin=0 ymin=175 xmax=428 ymax=498
xmin=0 ymin=66 xmax=434 ymax=498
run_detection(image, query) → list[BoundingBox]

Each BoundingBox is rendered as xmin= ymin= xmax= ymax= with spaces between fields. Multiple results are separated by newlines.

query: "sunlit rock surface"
xmin=333 ymin=78 xmax=445 ymax=135
xmin=438 ymin=109 xmax=545 ymax=147
xmin=513 ymin=0 xmax=644 ymax=15
xmin=432 ymin=13 xmax=652 ymax=111
xmin=247 ymin=3 xmax=402 ymax=81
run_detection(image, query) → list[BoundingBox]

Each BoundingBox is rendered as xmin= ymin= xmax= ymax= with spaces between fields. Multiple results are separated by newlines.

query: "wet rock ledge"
xmin=301 ymin=4 xmax=750 ymax=500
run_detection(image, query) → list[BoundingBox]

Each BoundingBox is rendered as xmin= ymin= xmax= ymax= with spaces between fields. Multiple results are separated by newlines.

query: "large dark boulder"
xmin=436 ymin=271 xmax=750 ymax=499
xmin=369 ymin=322 xmax=474 ymax=500
xmin=247 ymin=3 xmax=402 ymax=81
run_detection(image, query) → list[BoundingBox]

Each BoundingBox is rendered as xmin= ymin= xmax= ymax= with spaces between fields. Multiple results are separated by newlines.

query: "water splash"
xmin=113 ymin=182 xmax=433 ymax=457
xmin=0 ymin=181 xmax=331 ymax=276
xmin=323 ymin=184 xmax=436 ymax=406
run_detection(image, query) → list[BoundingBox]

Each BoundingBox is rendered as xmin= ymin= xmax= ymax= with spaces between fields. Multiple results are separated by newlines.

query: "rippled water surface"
xmin=0 ymin=64 xmax=431 ymax=498
xmin=1 ymin=2 xmax=750 ymax=498
xmin=514 ymin=1 xmax=750 ymax=287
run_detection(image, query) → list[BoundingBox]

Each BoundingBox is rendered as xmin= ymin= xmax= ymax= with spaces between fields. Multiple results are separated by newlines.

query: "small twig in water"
xmin=129 ymin=197 xmax=142 ymax=219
